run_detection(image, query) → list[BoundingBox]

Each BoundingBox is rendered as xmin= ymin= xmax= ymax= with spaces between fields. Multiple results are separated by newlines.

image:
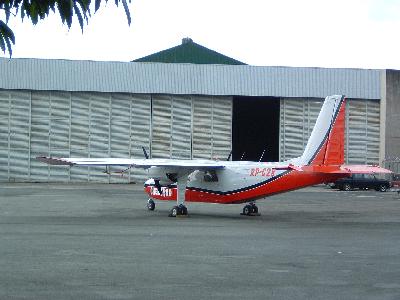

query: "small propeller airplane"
xmin=37 ymin=95 xmax=391 ymax=217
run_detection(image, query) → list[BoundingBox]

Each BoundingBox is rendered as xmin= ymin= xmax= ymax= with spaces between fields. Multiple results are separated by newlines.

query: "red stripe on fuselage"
xmin=144 ymin=170 xmax=344 ymax=204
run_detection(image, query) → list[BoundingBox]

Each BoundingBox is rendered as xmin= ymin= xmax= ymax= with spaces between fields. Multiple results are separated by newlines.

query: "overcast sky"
xmin=1 ymin=0 xmax=400 ymax=69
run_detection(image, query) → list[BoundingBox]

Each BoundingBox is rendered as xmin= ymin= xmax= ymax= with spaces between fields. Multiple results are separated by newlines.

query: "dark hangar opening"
xmin=232 ymin=97 xmax=280 ymax=162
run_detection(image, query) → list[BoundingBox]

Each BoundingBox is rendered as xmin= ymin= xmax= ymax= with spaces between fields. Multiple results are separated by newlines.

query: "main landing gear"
xmin=147 ymin=199 xmax=188 ymax=217
xmin=167 ymin=177 xmax=189 ymax=217
xmin=169 ymin=204 xmax=188 ymax=217
xmin=241 ymin=202 xmax=260 ymax=216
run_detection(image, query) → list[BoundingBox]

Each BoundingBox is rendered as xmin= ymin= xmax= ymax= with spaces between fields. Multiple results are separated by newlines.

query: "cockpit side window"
xmin=204 ymin=170 xmax=218 ymax=182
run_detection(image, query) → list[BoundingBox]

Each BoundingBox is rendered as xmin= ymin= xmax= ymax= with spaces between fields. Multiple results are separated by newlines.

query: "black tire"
xmin=343 ymin=183 xmax=351 ymax=191
xmin=251 ymin=205 xmax=259 ymax=214
xmin=179 ymin=204 xmax=188 ymax=215
xmin=379 ymin=184 xmax=387 ymax=192
xmin=243 ymin=205 xmax=252 ymax=215
xmin=147 ymin=199 xmax=155 ymax=211
xmin=170 ymin=206 xmax=179 ymax=217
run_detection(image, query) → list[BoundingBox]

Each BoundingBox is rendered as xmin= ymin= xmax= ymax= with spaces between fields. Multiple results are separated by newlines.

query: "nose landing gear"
xmin=147 ymin=199 xmax=155 ymax=211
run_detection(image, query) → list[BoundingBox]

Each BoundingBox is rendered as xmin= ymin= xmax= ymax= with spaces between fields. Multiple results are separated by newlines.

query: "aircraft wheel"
xmin=179 ymin=204 xmax=188 ymax=215
xmin=169 ymin=205 xmax=188 ymax=217
xmin=343 ymin=183 xmax=351 ymax=191
xmin=243 ymin=205 xmax=252 ymax=216
xmin=170 ymin=206 xmax=179 ymax=217
xmin=251 ymin=204 xmax=259 ymax=214
xmin=147 ymin=199 xmax=155 ymax=211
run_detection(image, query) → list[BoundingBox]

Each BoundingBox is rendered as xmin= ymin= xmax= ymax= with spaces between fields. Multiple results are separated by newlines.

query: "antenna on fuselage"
xmin=259 ymin=149 xmax=266 ymax=162
xmin=240 ymin=152 xmax=246 ymax=161
xmin=226 ymin=150 xmax=232 ymax=161
xmin=142 ymin=147 xmax=149 ymax=159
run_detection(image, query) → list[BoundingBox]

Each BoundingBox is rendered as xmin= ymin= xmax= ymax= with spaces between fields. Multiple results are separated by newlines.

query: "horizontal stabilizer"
xmin=338 ymin=165 xmax=392 ymax=174
xmin=303 ymin=164 xmax=392 ymax=174
xmin=273 ymin=164 xmax=303 ymax=171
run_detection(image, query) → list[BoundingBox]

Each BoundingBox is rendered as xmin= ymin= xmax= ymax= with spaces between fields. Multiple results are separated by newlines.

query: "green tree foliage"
xmin=0 ymin=0 xmax=131 ymax=56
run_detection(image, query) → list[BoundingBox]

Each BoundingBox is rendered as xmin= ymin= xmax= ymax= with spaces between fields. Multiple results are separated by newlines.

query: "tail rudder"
xmin=300 ymin=95 xmax=346 ymax=166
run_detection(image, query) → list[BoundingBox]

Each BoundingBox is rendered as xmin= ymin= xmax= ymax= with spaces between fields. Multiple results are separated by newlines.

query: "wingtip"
xmin=36 ymin=156 xmax=73 ymax=166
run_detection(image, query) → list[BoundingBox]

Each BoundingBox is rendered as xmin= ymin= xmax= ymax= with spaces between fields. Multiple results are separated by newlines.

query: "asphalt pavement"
xmin=1 ymin=183 xmax=400 ymax=300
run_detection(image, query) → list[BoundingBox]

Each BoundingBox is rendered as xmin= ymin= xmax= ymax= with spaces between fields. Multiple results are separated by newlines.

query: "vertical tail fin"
xmin=300 ymin=95 xmax=346 ymax=166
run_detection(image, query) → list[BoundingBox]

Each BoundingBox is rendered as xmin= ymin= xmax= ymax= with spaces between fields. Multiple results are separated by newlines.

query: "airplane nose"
xmin=144 ymin=178 xmax=155 ymax=186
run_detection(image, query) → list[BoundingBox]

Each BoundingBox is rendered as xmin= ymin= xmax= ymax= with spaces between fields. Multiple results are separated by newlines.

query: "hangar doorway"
xmin=232 ymin=97 xmax=280 ymax=162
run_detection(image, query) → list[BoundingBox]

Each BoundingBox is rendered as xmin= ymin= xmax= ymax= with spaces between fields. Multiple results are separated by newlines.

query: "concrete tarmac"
xmin=1 ymin=183 xmax=400 ymax=300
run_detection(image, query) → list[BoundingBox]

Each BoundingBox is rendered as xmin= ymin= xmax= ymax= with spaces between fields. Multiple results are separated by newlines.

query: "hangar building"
xmin=0 ymin=39 xmax=399 ymax=183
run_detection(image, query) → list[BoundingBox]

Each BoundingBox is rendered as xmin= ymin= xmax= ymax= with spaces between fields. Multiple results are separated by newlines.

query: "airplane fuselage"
xmin=144 ymin=161 xmax=346 ymax=204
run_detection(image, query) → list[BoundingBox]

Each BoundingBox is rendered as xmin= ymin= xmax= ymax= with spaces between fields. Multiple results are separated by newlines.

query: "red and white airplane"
xmin=37 ymin=95 xmax=391 ymax=217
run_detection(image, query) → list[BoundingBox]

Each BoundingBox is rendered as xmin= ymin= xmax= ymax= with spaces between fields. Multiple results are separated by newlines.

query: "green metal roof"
xmin=133 ymin=38 xmax=246 ymax=65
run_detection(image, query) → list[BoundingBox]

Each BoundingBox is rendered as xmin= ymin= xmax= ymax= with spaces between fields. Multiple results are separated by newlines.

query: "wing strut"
xmin=168 ymin=174 xmax=190 ymax=217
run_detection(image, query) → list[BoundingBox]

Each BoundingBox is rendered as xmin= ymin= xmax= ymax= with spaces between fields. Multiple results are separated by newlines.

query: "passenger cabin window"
xmin=204 ymin=170 xmax=218 ymax=182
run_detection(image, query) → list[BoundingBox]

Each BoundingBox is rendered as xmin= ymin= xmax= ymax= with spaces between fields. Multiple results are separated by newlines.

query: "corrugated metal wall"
xmin=346 ymin=100 xmax=380 ymax=164
xmin=0 ymin=58 xmax=381 ymax=100
xmin=150 ymin=94 xmax=232 ymax=160
xmin=279 ymin=98 xmax=381 ymax=164
xmin=193 ymin=96 xmax=232 ymax=159
xmin=0 ymin=90 xmax=232 ymax=183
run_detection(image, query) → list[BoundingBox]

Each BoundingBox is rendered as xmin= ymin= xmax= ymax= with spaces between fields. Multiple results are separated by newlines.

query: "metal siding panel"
xmin=8 ymin=91 xmax=30 ymax=181
xmin=347 ymin=100 xmax=368 ymax=164
xmin=129 ymin=94 xmax=151 ymax=182
xmin=280 ymin=98 xmax=323 ymax=161
xmin=70 ymin=92 xmax=90 ymax=182
xmin=109 ymin=93 xmax=151 ymax=183
xmin=1 ymin=89 xmax=152 ymax=183
xmin=111 ymin=93 xmax=131 ymax=155
xmin=346 ymin=99 xmax=380 ymax=165
xmin=30 ymin=91 xmax=71 ymax=182
xmin=49 ymin=92 xmax=71 ymax=181
xmin=89 ymin=93 xmax=111 ymax=183
xmin=151 ymin=95 xmax=172 ymax=158
xmin=0 ymin=59 xmax=381 ymax=99
xmin=0 ymin=90 xmax=10 ymax=181
xmin=366 ymin=101 xmax=380 ymax=164
xmin=192 ymin=96 xmax=213 ymax=159
xmin=280 ymin=97 xmax=381 ymax=164
xmin=280 ymin=99 xmax=306 ymax=160
xmin=171 ymin=95 xmax=192 ymax=159
xmin=29 ymin=84 xmax=51 ymax=183
xmin=212 ymin=97 xmax=232 ymax=159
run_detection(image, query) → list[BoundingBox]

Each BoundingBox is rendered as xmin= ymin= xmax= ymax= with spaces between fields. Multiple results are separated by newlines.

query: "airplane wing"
xmin=36 ymin=156 xmax=225 ymax=170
